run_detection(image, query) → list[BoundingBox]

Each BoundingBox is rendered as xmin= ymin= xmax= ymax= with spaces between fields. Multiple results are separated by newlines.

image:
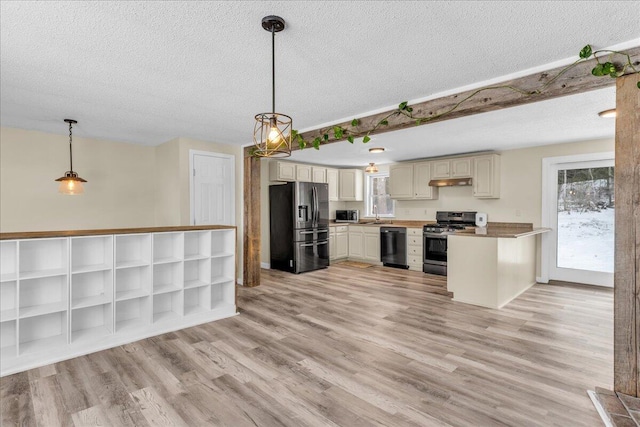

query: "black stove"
xmin=423 ymin=211 xmax=477 ymax=276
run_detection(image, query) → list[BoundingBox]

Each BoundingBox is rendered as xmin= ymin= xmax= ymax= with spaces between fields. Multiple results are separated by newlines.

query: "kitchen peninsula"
xmin=448 ymin=225 xmax=550 ymax=309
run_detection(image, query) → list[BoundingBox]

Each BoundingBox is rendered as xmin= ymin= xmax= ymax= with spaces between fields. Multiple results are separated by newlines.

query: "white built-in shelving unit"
xmin=0 ymin=227 xmax=237 ymax=376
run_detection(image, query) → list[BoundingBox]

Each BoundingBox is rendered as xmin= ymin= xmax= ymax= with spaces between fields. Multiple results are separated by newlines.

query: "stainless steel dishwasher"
xmin=380 ymin=227 xmax=409 ymax=269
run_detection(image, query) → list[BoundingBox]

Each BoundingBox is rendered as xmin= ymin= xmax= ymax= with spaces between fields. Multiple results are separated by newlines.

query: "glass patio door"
xmin=548 ymin=159 xmax=614 ymax=286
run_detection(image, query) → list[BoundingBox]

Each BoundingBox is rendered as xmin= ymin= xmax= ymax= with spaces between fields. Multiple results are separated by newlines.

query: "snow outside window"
xmin=365 ymin=172 xmax=395 ymax=218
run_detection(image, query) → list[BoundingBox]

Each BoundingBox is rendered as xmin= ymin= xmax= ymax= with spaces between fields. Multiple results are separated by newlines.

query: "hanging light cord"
xmin=271 ymin=25 xmax=276 ymax=114
xmin=68 ymin=120 xmax=73 ymax=172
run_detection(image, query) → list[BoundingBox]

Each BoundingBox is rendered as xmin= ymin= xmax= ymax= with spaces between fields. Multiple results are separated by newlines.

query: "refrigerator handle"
xmin=312 ymin=186 xmax=318 ymax=226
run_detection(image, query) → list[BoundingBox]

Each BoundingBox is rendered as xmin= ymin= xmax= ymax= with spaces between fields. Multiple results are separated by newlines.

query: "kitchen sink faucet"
xmin=373 ymin=205 xmax=379 ymax=221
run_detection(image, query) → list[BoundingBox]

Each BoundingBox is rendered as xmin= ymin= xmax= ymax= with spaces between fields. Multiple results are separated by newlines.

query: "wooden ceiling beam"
xmin=296 ymin=46 xmax=640 ymax=149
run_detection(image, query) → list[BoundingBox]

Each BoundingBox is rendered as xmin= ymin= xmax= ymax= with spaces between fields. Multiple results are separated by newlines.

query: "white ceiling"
xmin=1 ymin=1 xmax=639 ymax=166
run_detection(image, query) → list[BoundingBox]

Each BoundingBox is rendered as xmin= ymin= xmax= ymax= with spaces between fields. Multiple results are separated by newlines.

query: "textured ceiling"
xmin=1 ymin=1 xmax=639 ymax=163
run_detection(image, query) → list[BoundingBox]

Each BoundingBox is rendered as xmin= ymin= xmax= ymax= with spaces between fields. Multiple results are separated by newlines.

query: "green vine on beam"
xmin=291 ymin=45 xmax=639 ymax=152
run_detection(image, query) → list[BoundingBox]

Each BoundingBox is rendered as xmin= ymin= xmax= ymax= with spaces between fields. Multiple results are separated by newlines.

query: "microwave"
xmin=336 ymin=210 xmax=359 ymax=223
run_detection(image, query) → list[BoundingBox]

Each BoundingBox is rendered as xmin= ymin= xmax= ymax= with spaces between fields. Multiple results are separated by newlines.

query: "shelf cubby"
xmin=71 ymin=269 xmax=113 ymax=309
xmin=115 ymin=265 xmax=151 ymax=301
xmin=0 ymin=241 xmax=17 ymax=282
xmin=19 ymin=311 xmax=68 ymax=355
xmin=153 ymin=262 xmax=183 ymax=294
xmin=184 ymin=231 xmax=211 ymax=260
xmin=115 ymin=234 xmax=151 ymax=269
xmin=71 ymin=303 xmax=113 ymax=343
xmin=211 ymin=230 xmax=235 ymax=258
xmin=184 ymin=286 xmax=210 ymax=316
xmin=153 ymin=291 xmax=182 ymax=323
xmin=153 ymin=232 xmax=183 ymax=264
xmin=115 ymin=297 xmax=150 ymax=332
xmin=1 ymin=320 xmax=17 ymax=359
xmin=210 ymin=282 xmax=235 ymax=311
xmin=19 ymin=238 xmax=67 ymax=279
xmin=71 ymin=235 xmax=113 ymax=273
xmin=184 ymin=258 xmax=210 ymax=289
xmin=19 ymin=275 xmax=68 ymax=318
xmin=211 ymin=255 xmax=234 ymax=285
xmin=1 ymin=281 xmax=17 ymax=322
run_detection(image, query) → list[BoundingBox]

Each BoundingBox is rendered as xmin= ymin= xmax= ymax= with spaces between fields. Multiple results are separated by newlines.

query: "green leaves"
xmin=351 ymin=119 xmax=359 ymax=127
xmin=579 ymin=45 xmax=592 ymax=59
xmin=379 ymin=119 xmax=389 ymax=126
xmin=398 ymin=101 xmax=408 ymax=110
xmin=333 ymin=126 xmax=344 ymax=139
xmin=363 ymin=135 xmax=371 ymax=143
xmin=637 ymin=81 xmax=640 ymax=89
xmin=347 ymin=136 xmax=355 ymax=144
xmin=312 ymin=137 xmax=322 ymax=150
xmin=592 ymin=62 xmax=619 ymax=77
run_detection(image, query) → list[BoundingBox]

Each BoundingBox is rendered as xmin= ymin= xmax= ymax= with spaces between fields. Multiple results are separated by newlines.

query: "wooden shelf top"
xmin=0 ymin=225 xmax=236 ymax=240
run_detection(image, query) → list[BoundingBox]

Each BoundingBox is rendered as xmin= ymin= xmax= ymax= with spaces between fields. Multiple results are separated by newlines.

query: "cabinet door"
xmin=311 ymin=167 xmax=327 ymax=183
xmin=270 ymin=161 xmax=296 ymax=181
xmin=389 ymin=164 xmax=414 ymax=199
xmin=451 ymin=158 xmax=472 ymax=178
xmin=296 ymin=165 xmax=312 ymax=182
xmin=348 ymin=232 xmax=363 ymax=258
xmin=336 ymin=233 xmax=348 ymax=258
xmin=413 ymin=162 xmax=437 ymax=199
xmin=326 ymin=168 xmax=339 ymax=201
xmin=329 ymin=230 xmax=336 ymax=260
xmin=363 ymin=232 xmax=380 ymax=262
xmin=431 ymin=160 xmax=451 ymax=179
xmin=339 ymin=169 xmax=363 ymax=201
xmin=473 ymin=154 xmax=500 ymax=198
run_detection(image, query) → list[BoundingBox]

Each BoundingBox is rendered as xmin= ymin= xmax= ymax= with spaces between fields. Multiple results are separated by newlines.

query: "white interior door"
xmin=542 ymin=153 xmax=614 ymax=287
xmin=190 ymin=150 xmax=234 ymax=226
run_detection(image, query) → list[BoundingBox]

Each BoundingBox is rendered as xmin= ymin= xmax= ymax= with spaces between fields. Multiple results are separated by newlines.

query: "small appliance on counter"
xmin=475 ymin=212 xmax=488 ymax=227
xmin=335 ymin=209 xmax=359 ymax=223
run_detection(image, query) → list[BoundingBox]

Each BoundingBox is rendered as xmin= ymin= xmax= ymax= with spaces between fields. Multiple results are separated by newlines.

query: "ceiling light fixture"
xmin=597 ymin=108 xmax=617 ymax=118
xmin=369 ymin=147 xmax=385 ymax=153
xmin=365 ymin=163 xmax=378 ymax=173
xmin=253 ymin=15 xmax=292 ymax=157
xmin=55 ymin=119 xmax=86 ymax=195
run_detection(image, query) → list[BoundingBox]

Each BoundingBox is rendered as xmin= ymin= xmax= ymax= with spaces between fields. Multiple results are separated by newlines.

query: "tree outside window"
xmin=365 ymin=173 xmax=395 ymax=217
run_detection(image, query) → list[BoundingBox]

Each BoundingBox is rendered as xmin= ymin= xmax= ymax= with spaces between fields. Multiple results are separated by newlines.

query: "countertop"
xmin=0 ymin=225 xmax=236 ymax=240
xmin=330 ymin=220 xmax=550 ymax=238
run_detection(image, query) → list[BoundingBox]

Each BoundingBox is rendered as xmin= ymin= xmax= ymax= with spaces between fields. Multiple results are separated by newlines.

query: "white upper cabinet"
xmin=296 ymin=164 xmax=312 ymax=182
xmin=473 ymin=154 xmax=501 ymax=198
xmin=311 ymin=167 xmax=327 ymax=183
xmin=389 ymin=162 xmax=437 ymax=200
xmin=389 ymin=163 xmax=414 ymax=199
xmin=339 ymin=169 xmax=363 ymax=201
xmin=451 ymin=158 xmax=472 ymax=178
xmin=432 ymin=157 xmax=472 ymax=179
xmin=269 ymin=161 xmax=296 ymax=181
xmin=326 ymin=168 xmax=339 ymax=201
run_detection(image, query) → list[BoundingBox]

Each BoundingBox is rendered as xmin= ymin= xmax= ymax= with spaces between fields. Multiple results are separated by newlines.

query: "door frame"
xmin=189 ymin=149 xmax=235 ymax=226
xmin=540 ymin=151 xmax=614 ymax=286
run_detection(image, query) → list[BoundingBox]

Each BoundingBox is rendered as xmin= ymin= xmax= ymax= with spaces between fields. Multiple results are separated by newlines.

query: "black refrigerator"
xmin=270 ymin=181 xmax=329 ymax=274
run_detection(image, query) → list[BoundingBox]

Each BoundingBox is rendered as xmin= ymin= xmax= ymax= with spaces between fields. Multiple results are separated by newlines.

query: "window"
xmin=365 ymin=172 xmax=395 ymax=217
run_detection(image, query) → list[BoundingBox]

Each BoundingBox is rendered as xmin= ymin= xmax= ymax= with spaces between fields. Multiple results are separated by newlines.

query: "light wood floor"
xmin=1 ymin=264 xmax=613 ymax=426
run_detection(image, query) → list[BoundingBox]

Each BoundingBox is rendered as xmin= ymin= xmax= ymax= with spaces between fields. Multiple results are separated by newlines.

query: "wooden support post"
xmin=614 ymin=73 xmax=640 ymax=397
xmin=243 ymin=150 xmax=261 ymax=287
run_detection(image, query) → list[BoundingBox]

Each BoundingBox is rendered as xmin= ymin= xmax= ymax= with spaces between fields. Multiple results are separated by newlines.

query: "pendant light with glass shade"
xmin=365 ymin=163 xmax=378 ymax=173
xmin=253 ymin=16 xmax=292 ymax=157
xmin=55 ymin=119 xmax=87 ymax=195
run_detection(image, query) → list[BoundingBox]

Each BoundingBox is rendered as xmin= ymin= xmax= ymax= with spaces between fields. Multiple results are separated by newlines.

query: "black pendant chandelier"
xmin=55 ymin=119 xmax=87 ymax=195
xmin=253 ymin=15 xmax=292 ymax=157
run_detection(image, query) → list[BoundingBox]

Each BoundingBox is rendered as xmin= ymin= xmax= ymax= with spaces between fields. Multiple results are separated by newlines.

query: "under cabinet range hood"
xmin=428 ymin=177 xmax=473 ymax=187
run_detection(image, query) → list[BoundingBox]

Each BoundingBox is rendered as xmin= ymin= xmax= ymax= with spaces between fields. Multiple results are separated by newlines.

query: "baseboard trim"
xmin=536 ymin=276 xmax=548 ymax=283
xmin=261 ymin=262 xmax=270 ymax=269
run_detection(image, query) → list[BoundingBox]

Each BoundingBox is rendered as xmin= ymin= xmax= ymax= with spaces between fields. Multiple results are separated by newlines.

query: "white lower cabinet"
xmin=347 ymin=226 xmax=381 ymax=263
xmin=0 ymin=227 xmax=237 ymax=376
xmin=407 ymin=228 xmax=423 ymax=271
xmin=330 ymin=226 xmax=349 ymax=261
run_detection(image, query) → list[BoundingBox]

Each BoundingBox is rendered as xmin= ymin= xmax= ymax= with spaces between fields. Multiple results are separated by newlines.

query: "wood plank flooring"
xmin=1 ymin=264 xmax=613 ymax=426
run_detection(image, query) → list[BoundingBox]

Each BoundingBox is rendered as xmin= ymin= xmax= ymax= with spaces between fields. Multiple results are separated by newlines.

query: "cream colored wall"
xmin=345 ymin=138 xmax=614 ymax=225
xmin=1 ymin=127 xmax=156 ymax=231
xmin=1 ymin=128 xmax=245 ymax=282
